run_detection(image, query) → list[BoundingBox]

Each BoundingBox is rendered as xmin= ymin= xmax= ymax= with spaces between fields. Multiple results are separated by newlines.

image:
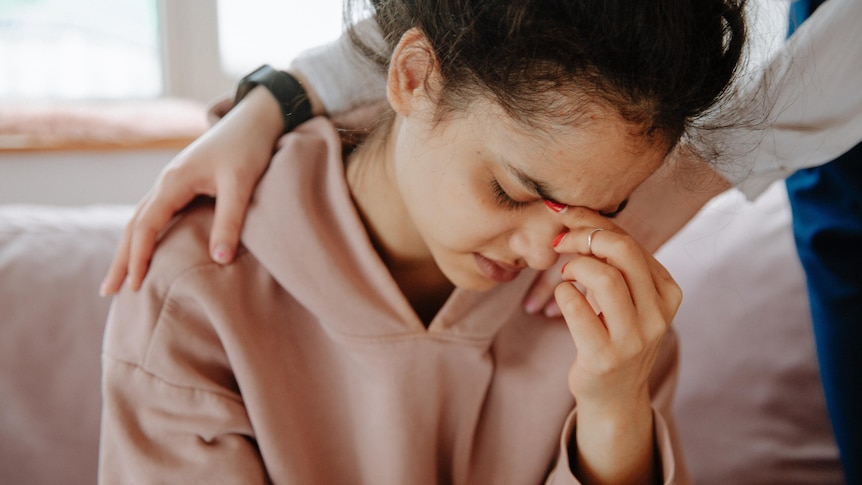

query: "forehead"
xmin=472 ymin=99 xmax=669 ymax=210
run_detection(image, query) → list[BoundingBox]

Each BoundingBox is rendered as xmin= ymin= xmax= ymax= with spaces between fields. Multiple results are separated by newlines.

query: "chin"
xmin=447 ymin=270 xmax=497 ymax=292
xmin=434 ymin=252 xmax=498 ymax=292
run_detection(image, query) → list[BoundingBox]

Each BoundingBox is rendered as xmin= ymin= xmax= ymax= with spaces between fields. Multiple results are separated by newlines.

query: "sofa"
xmin=0 ymin=182 xmax=844 ymax=484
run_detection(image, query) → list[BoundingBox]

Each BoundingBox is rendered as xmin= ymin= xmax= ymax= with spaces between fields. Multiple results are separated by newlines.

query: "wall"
xmin=0 ymin=148 xmax=177 ymax=206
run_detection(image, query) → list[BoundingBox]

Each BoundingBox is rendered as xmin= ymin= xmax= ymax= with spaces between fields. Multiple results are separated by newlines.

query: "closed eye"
xmin=491 ymin=179 xmax=530 ymax=210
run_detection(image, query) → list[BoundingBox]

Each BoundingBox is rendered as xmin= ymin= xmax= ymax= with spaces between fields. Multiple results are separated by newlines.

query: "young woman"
xmin=98 ymin=0 xmax=745 ymax=483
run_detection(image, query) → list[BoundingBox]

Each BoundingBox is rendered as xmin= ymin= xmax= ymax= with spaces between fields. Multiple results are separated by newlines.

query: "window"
xmin=216 ymin=0 xmax=343 ymax=78
xmin=0 ymin=0 xmax=162 ymax=100
xmin=0 ymin=0 xmax=344 ymax=102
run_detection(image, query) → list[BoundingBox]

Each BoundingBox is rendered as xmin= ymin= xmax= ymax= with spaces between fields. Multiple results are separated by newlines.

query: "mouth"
xmin=473 ymin=253 xmax=522 ymax=283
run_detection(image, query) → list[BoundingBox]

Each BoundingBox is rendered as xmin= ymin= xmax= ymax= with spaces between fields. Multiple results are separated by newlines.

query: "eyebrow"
xmin=505 ymin=164 xmax=629 ymax=217
xmin=506 ymin=165 xmax=559 ymax=202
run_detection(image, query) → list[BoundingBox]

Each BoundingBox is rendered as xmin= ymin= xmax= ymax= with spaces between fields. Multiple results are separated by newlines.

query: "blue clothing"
xmin=786 ymin=143 xmax=862 ymax=484
xmin=785 ymin=1 xmax=861 ymax=481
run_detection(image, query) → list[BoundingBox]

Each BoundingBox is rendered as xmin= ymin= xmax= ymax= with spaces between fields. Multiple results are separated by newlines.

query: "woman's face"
xmin=389 ymin=96 xmax=669 ymax=292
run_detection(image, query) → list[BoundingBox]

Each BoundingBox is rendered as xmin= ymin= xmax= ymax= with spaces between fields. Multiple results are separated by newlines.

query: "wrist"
xmin=573 ymin=402 xmax=657 ymax=485
xmin=576 ymin=400 xmax=654 ymax=437
xmin=574 ymin=386 xmax=653 ymax=426
xmin=228 ymin=86 xmax=285 ymax=146
xmin=234 ymin=65 xmax=314 ymax=134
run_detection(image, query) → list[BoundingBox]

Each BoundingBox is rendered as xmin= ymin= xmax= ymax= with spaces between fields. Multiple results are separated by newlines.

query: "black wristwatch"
xmin=234 ymin=64 xmax=314 ymax=134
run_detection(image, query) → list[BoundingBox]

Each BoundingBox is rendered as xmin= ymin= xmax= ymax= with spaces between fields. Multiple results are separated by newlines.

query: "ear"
xmin=387 ymin=28 xmax=439 ymax=117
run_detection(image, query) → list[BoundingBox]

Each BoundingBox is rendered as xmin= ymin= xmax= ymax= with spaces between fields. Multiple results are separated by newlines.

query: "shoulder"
xmin=103 ymin=200 xmax=229 ymax=366
xmin=273 ymin=117 xmax=342 ymax=166
xmin=146 ymin=198 xmax=224 ymax=294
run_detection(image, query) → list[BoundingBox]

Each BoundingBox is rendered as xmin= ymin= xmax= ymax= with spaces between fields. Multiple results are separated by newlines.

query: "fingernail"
xmin=212 ymin=244 xmax=232 ymax=264
xmin=544 ymin=301 xmax=561 ymax=318
xmin=552 ymin=230 xmax=568 ymax=248
xmin=560 ymin=261 xmax=569 ymax=275
xmin=543 ymin=199 xmax=568 ymax=214
xmin=524 ymin=298 xmax=540 ymax=315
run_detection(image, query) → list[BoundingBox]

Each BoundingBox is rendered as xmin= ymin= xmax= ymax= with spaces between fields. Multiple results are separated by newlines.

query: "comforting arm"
xmin=101 ymin=85 xmax=284 ymax=294
xmin=100 ymin=20 xmax=387 ymax=296
xmin=704 ymin=0 xmax=862 ymax=200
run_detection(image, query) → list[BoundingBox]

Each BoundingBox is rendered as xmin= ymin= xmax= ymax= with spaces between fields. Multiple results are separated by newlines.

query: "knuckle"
xmin=652 ymin=316 xmax=673 ymax=340
xmin=643 ymin=311 xmax=672 ymax=342
xmin=160 ymin=162 xmax=190 ymax=182
xmin=592 ymin=266 xmax=624 ymax=292
xmin=606 ymin=232 xmax=640 ymax=256
xmin=555 ymin=291 xmax=579 ymax=316
xmin=593 ymin=351 xmax=623 ymax=375
xmin=620 ymin=331 xmax=648 ymax=357
xmin=554 ymin=283 xmax=587 ymax=315
xmin=664 ymin=281 xmax=684 ymax=314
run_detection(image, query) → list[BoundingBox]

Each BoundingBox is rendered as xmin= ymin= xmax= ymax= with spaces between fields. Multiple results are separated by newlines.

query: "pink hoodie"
xmin=99 ymin=118 xmax=686 ymax=484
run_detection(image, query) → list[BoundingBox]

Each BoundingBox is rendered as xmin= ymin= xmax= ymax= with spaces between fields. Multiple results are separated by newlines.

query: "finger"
xmin=543 ymin=299 xmax=562 ymax=318
xmin=640 ymin=250 xmax=683 ymax=322
xmin=554 ymin=281 xmax=609 ymax=358
xmin=579 ymin=224 xmax=681 ymax=326
xmin=578 ymin=227 xmax=679 ymax=341
xmin=523 ymin=256 xmax=568 ymax=315
xmin=99 ymin=208 xmax=137 ymax=296
xmin=557 ymin=227 xmax=658 ymax=318
xmin=127 ymin=183 xmax=199 ymax=291
xmin=561 ymin=255 xmax=638 ymax=341
xmin=209 ymin=173 xmax=256 ymax=264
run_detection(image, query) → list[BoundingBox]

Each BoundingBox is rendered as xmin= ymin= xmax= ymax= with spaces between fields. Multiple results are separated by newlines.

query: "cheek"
xmin=436 ymin=182 xmax=515 ymax=248
xmin=396 ymin=141 xmax=514 ymax=247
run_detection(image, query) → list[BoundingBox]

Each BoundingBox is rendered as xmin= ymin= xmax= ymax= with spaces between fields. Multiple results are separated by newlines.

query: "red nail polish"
xmin=544 ymin=199 xmax=568 ymax=214
xmin=560 ymin=261 xmax=569 ymax=274
xmin=552 ymin=231 xmax=568 ymax=247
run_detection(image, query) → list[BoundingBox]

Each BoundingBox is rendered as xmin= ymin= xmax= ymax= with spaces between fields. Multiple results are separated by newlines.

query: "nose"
xmin=508 ymin=218 xmax=562 ymax=271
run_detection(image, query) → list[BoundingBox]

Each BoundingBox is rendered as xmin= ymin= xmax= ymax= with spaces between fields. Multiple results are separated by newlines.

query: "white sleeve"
xmin=289 ymin=18 xmax=388 ymax=116
xmin=711 ymin=0 xmax=862 ymax=199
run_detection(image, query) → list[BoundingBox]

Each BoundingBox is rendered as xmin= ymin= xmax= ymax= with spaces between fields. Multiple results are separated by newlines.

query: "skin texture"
xmin=100 ymin=71 xmax=327 ymax=296
xmin=525 ymin=148 xmax=731 ymax=317
xmin=100 ymin=27 xmax=687 ymax=485
xmin=345 ymin=29 xmax=680 ymax=484
xmin=99 ymin=92 xmax=730 ymax=317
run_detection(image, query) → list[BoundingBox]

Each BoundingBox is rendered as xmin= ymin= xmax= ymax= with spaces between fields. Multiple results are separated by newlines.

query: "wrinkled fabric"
xmin=99 ymin=118 xmax=685 ymax=484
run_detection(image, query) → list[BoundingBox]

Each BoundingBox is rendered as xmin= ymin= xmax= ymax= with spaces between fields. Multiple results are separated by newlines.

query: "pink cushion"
xmin=0 ymin=184 xmax=842 ymax=483
xmin=658 ymin=183 xmax=842 ymax=484
xmin=0 ymin=205 xmax=130 ymax=485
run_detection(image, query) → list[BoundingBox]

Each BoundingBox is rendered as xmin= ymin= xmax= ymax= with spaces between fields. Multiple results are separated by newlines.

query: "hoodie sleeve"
xmin=98 ymin=211 xmax=269 ymax=485
xmin=700 ymin=0 xmax=862 ymax=200
xmin=289 ymin=17 xmax=387 ymax=116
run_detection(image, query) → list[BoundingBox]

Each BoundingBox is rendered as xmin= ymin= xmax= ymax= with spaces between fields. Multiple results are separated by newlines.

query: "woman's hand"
xmin=523 ymin=146 xmax=730 ymax=317
xmin=99 ymin=86 xmax=284 ymax=295
xmin=553 ymin=223 xmax=682 ymax=485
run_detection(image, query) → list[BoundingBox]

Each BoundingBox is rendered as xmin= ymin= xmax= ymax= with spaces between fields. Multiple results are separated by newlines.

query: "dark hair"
xmin=347 ymin=0 xmax=746 ymax=148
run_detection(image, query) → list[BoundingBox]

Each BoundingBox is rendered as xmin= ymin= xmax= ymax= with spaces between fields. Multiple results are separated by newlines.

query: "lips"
xmin=473 ymin=253 xmax=522 ymax=283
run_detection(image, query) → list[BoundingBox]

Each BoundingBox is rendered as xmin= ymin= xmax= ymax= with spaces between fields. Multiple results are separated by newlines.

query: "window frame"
xmin=158 ymin=0 xmax=234 ymax=103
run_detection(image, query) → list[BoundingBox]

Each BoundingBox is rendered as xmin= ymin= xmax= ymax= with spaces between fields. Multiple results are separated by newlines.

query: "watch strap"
xmin=234 ymin=64 xmax=313 ymax=134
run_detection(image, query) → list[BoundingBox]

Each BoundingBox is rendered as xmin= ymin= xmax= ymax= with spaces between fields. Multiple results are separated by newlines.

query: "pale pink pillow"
xmin=0 ymin=205 xmax=130 ymax=485
xmin=659 ymin=183 xmax=842 ymax=484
